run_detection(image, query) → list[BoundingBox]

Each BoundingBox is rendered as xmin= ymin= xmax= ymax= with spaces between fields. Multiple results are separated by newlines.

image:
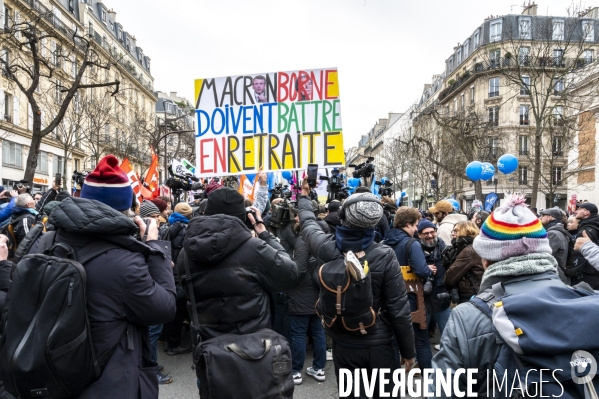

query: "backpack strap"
xmin=182 ymin=251 xmax=202 ymax=347
xmin=469 ymin=296 xmax=493 ymax=319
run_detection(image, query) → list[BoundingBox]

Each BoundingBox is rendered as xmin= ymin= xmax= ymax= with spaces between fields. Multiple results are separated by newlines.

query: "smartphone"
xmin=307 ymin=164 xmax=318 ymax=188
xmin=55 ymin=173 xmax=62 ymax=188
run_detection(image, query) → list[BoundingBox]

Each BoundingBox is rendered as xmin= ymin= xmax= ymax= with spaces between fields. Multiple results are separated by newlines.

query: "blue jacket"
xmin=0 ymin=198 xmax=16 ymax=225
xmin=384 ymin=227 xmax=432 ymax=279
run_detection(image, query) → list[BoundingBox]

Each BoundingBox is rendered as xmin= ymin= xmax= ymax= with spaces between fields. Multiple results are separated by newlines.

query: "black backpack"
xmin=315 ymin=243 xmax=380 ymax=336
xmin=0 ymin=232 xmax=121 ymax=398
xmin=564 ymin=225 xmax=599 ymax=277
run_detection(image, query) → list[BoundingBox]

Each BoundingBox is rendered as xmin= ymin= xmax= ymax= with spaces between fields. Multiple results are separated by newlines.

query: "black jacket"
xmin=9 ymin=209 xmax=36 ymax=247
xmin=297 ymin=196 xmax=415 ymax=356
xmin=578 ymin=214 xmax=599 ymax=288
xmin=168 ymin=221 xmax=187 ymax=264
xmin=178 ymin=214 xmax=299 ymax=341
xmin=38 ymin=197 xmax=176 ymax=399
xmin=287 ymin=236 xmax=319 ymax=315
xmin=324 ymin=211 xmax=341 ymax=234
xmin=421 ymin=238 xmax=451 ymax=313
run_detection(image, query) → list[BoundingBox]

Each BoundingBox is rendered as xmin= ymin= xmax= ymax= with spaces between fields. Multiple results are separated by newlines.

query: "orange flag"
xmin=119 ymin=158 xmax=143 ymax=204
xmin=144 ymin=149 xmax=160 ymax=199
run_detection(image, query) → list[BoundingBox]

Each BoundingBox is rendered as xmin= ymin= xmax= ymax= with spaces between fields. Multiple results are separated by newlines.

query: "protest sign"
xmin=194 ymin=68 xmax=344 ymax=178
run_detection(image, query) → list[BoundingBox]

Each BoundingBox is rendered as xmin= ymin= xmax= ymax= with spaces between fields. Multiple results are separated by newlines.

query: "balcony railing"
xmin=438 ymin=56 xmax=592 ymax=104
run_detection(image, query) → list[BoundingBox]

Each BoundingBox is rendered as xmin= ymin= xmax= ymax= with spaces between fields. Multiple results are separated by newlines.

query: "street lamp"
xmin=159 ymin=100 xmax=194 ymax=183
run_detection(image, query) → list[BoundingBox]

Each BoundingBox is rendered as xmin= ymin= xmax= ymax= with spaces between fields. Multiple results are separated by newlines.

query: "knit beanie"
xmin=149 ymin=198 xmax=168 ymax=213
xmin=340 ymin=193 xmax=383 ymax=229
xmin=204 ymin=181 xmax=223 ymax=197
xmin=473 ymin=195 xmax=552 ymax=262
xmin=204 ymin=187 xmax=246 ymax=218
xmin=328 ymin=200 xmax=341 ymax=213
xmin=80 ymin=155 xmax=133 ymax=211
xmin=174 ymin=202 xmax=193 ymax=219
xmin=418 ymin=219 xmax=436 ymax=233
xmin=139 ymin=200 xmax=160 ymax=217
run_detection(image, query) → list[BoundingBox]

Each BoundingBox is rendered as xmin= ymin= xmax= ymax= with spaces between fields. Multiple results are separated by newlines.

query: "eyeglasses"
xmin=452 ymin=229 xmax=459 ymax=234
xmin=421 ymin=231 xmax=436 ymax=236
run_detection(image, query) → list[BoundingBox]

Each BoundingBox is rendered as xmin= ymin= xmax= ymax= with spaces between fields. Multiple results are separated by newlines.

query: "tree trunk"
xmin=474 ymin=180 xmax=483 ymax=201
xmin=23 ymin=110 xmax=42 ymax=183
xmin=530 ymin=125 xmax=543 ymax=208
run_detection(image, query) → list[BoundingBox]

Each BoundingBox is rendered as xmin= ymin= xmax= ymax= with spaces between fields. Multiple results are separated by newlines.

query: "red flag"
xmin=119 ymin=158 xmax=143 ymax=204
xmin=144 ymin=149 xmax=160 ymax=199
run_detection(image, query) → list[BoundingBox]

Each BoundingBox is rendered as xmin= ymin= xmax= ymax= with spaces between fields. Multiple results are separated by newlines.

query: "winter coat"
xmin=444 ymin=244 xmax=484 ymax=302
xmin=421 ymin=238 xmax=450 ymax=313
xmin=35 ymin=188 xmax=58 ymax=212
xmin=0 ymin=198 xmax=15 ymax=225
xmin=546 ymin=222 xmax=571 ymax=285
xmin=578 ymin=214 xmax=599 ymax=288
xmin=297 ymin=196 xmax=415 ymax=356
xmin=167 ymin=213 xmax=189 ymax=264
xmin=430 ymin=253 xmax=564 ymax=398
xmin=374 ymin=214 xmax=390 ymax=243
xmin=0 ymin=261 xmax=10 ymax=317
xmin=178 ymin=214 xmax=299 ymax=341
xmin=436 ymin=213 xmax=467 ymax=246
xmin=34 ymin=197 xmax=177 ymax=399
xmin=9 ymin=208 xmax=37 ymax=247
xmin=287 ymin=236 xmax=319 ymax=315
xmin=275 ymin=223 xmax=297 ymax=256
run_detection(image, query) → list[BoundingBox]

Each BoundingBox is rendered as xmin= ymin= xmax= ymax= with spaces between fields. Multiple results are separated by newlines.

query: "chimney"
xmin=522 ymin=2 xmax=538 ymax=16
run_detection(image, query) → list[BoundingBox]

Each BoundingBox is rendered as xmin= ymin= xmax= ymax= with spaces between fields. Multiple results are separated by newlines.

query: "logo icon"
xmin=571 ymin=350 xmax=597 ymax=385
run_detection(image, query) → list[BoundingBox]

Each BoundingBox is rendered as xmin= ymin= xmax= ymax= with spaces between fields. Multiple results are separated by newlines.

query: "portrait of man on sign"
xmin=252 ymin=75 xmax=267 ymax=103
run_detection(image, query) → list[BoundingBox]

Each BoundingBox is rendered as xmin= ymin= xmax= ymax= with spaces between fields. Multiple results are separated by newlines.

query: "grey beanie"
xmin=341 ymin=193 xmax=383 ymax=229
xmin=139 ymin=200 xmax=160 ymax=217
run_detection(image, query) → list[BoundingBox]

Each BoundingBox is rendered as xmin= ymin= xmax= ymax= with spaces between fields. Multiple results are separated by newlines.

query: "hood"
xmin=184 ymin=214 xmax=252 ymax=265
xmin=384 ymin=227 xmax=410 ymax=247
xmin=168 ymin=212 xmax=189 ymax=225
xmin=579 ymin=213 xmax=599 ymax=229
xmin=439 ymin=213 xmax=467 ymax=226
xmin=49 ymin=197 xmax=138 ymax=236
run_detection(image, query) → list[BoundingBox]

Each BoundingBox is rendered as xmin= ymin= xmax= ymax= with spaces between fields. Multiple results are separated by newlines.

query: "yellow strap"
xmin=400 ymin=266 xmax=420 ymax=282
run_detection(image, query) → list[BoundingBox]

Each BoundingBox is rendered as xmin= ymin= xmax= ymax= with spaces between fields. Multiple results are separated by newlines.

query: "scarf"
xmin=481 ymin=252 xmax=558 ymax=285
xmin=12 ymin=206 xmax=38 ymax=216
xmin=335 ymin=225 xmax=375 ymax=253
xmin=168 ymin=212 xmax=189 ymax=225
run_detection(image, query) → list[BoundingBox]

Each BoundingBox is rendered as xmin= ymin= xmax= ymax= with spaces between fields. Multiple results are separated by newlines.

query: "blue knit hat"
xmin=418 ymin=219 xmax=436 ymax=233
xmin=80 ymin=155 xmax=133 ymax=211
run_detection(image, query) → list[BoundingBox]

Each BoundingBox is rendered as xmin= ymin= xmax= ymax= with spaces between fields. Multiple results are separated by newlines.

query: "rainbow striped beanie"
xmin=81 ymin=155 xmax=133 ymax=211
xmin=473 ymin=195 xmax=551 ymax=261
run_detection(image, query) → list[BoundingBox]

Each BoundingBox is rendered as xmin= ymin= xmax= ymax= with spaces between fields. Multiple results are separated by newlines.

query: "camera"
xmin=320 ymin=168 xmax=349 ymax=202
xmin=349 ymin=157 xmax=375 ymax=179
xmin=375 ymin=178 xmax=394 ymax=197
xmin=423 ymin=277 xmax=434 ymax=295
xmin=437 ymin=287 xmax=460 ymax=304
xmin=245 ymin=207 xmax=257 ymax=230
xmin=13 ymin=180 xmax=31 ymax=194
xmin=269 ymin=183 xmax=289 ymax=201
xmin=72 ymin=171 xmax=87 ymax=187
xmin=165 ymin=165 xmax=204 ymax=192
xmin=270 ymin=195 xmax=296 ymax=229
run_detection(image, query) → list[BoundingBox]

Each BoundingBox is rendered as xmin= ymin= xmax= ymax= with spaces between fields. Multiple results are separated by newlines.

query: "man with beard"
xmin=418 ymin=220 xmax=451 ymax=339
xmin=539 ymin=207 xmax=570 ymax=285
xmin=429 ymin=200 xmax=466 ymax=245
xmin=574 ymin=202 xmax=599 ymax=288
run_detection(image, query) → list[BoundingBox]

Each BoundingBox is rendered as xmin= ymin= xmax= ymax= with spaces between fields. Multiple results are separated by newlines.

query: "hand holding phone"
xmin=307 ymin=164 xmax=318 ymax=188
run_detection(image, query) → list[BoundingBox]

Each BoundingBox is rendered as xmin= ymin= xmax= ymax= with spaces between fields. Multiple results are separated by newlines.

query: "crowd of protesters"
xmin=0 ymin=155 xmax=597 ymax=398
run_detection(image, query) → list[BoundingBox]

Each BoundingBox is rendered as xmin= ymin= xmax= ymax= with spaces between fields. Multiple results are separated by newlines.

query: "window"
xmin=519 ymin=17 xmax=532 ymax=39
xmin=488 ymin=137 xmax=499 ymax=155
xmin=553 ymin=49 xmax=564 ymax=67
xmin=489 ymin=77 xmax=499 ymax=98
xmin=461 ymin=93 xmax=465 ymax=110
xmin=53 ymin=155 xmax=64 ymax=176
xmin=490 ymin=19 xmax=502 ymax=42
xmin=553 ymin=20 xmax=564 ymax=41
xmin=463 ymin=40 xmax=469 ymax=59
xmin=553 ymin=106 xmax=564 ymax=125
xmin=448 ymin=56 xmax=453 ymax=71
xmin=519 ymin=46 xmax=530 ymax=65
xmin=36 ymin=151 xmax=48 ymax=174
xmin=1 ymin=47 xmax=9 ymax=76
xmin=110 ymin=21 xmax=114 ymax=31
xmin=584 ymin=49 xmax=593 ymax=63
xmin=4 ymin=92 xmax=11 ymax=121
xmin=457 ymin=48 xmax=462 ymax=64
xmin=490 ymin=49 xmax=501 ymax=68
xmin=52 ymin=43 xmax=61 ymax=67
xmin=70 ymin=55 xmax=77 ymax=78
xmin=583 ymin=20 xmax=594 ymax=42
xmin=104 ymin=125 xmax=110 ymax=143
xmin=519 ymin=135 xmax=529 ymax=155
xmin=101 ymin=10 xmax=106 ymax=22
xmin=553 ymin=137 xmax=563 ymax=156
xmin=553 ymin=78 xmax=564 ymax=95
xmin=55 ymin=80 xmax=63 ymax=102
xmin=553 ymin=166 xmax=562 ymax=185
xmin=165 ymin=102 xmax=172 ymax=113
xmin=521 ymin=75 xmax=530 ymax=95
xmin=474 ymin=30 xmax=480 ymax=49
xmin=3 ymin=6 xmax=11 ymax=30
xmin=2 ymin=140 xmax=21 ymax=168
xmin=488 ymin=106 xmax=499 ymax=126
xmin=519 ymin=166 xmax=528 ymax=184
xmin=520 ymin=105 xmax=529 ymax=125
xmin=470 ymin=85 xmax=475 ymax=103
xmin=88 ymin=22 xmax=93 ymax=37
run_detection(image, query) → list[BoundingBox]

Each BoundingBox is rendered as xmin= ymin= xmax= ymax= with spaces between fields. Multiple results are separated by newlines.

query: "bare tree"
xmin=79 ymin=91 xmax=114 ymax=167
xmin=0 ymin=6 xmax=119 ymax=181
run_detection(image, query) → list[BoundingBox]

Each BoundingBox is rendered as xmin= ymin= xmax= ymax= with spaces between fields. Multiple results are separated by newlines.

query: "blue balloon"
xmin=480 ymin=162 xmax=495 ymax=181
xmin=281 ymin=171 xmax=293 ymax=182
xmin=381 ymin=177 xmax=389 ymax=185
xmin=400 ymin=191 xmax=407 ymax=197
xmin=497 ymin=154 xmax=518 ymax=175
xmin=347 ymin=178 xmax=361 ymax=194
xmin=465 ymin=161 xmax=483 ymax=181
xmin=447 ymin=199 xmax=460 ymax=211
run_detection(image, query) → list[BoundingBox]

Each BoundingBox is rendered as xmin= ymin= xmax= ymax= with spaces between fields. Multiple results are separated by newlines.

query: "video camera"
xmin=269 ymin=183 xmax=289 ymax=201
xmin=13 ymin=180 xmax=31 ymax=193
xmin=165 ymin=165 xmax=204 ymax=192
xmin=270 ymin=189 xmax=296 ymax=229
xmin=349 ymin=157 xmax=375 ymax=179
xmin=72 ymin=171 xmax=87 ymax=188
xmin=375 ymin=179 xmax=394 ymax=197
xmin=320 ymin=169 xmax=349 ymax=202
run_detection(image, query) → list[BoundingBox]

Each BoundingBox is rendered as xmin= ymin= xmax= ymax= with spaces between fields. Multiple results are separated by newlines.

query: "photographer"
xmin=0 ymin=190 xmax=18 ymax=226
xmin=36 ymin=180 xmax=62 ymax=212
xmin=177 ymin=187 xmax=299 ymax=341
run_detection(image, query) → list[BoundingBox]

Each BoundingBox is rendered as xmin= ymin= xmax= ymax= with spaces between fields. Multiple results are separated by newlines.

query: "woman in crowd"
xmin=443 ymin=221 xmax=484 ymax=303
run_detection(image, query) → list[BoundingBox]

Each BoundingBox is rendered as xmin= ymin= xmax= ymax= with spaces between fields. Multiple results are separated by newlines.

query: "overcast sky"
xmin=116 ymin=0 xmax=583 ymax=148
